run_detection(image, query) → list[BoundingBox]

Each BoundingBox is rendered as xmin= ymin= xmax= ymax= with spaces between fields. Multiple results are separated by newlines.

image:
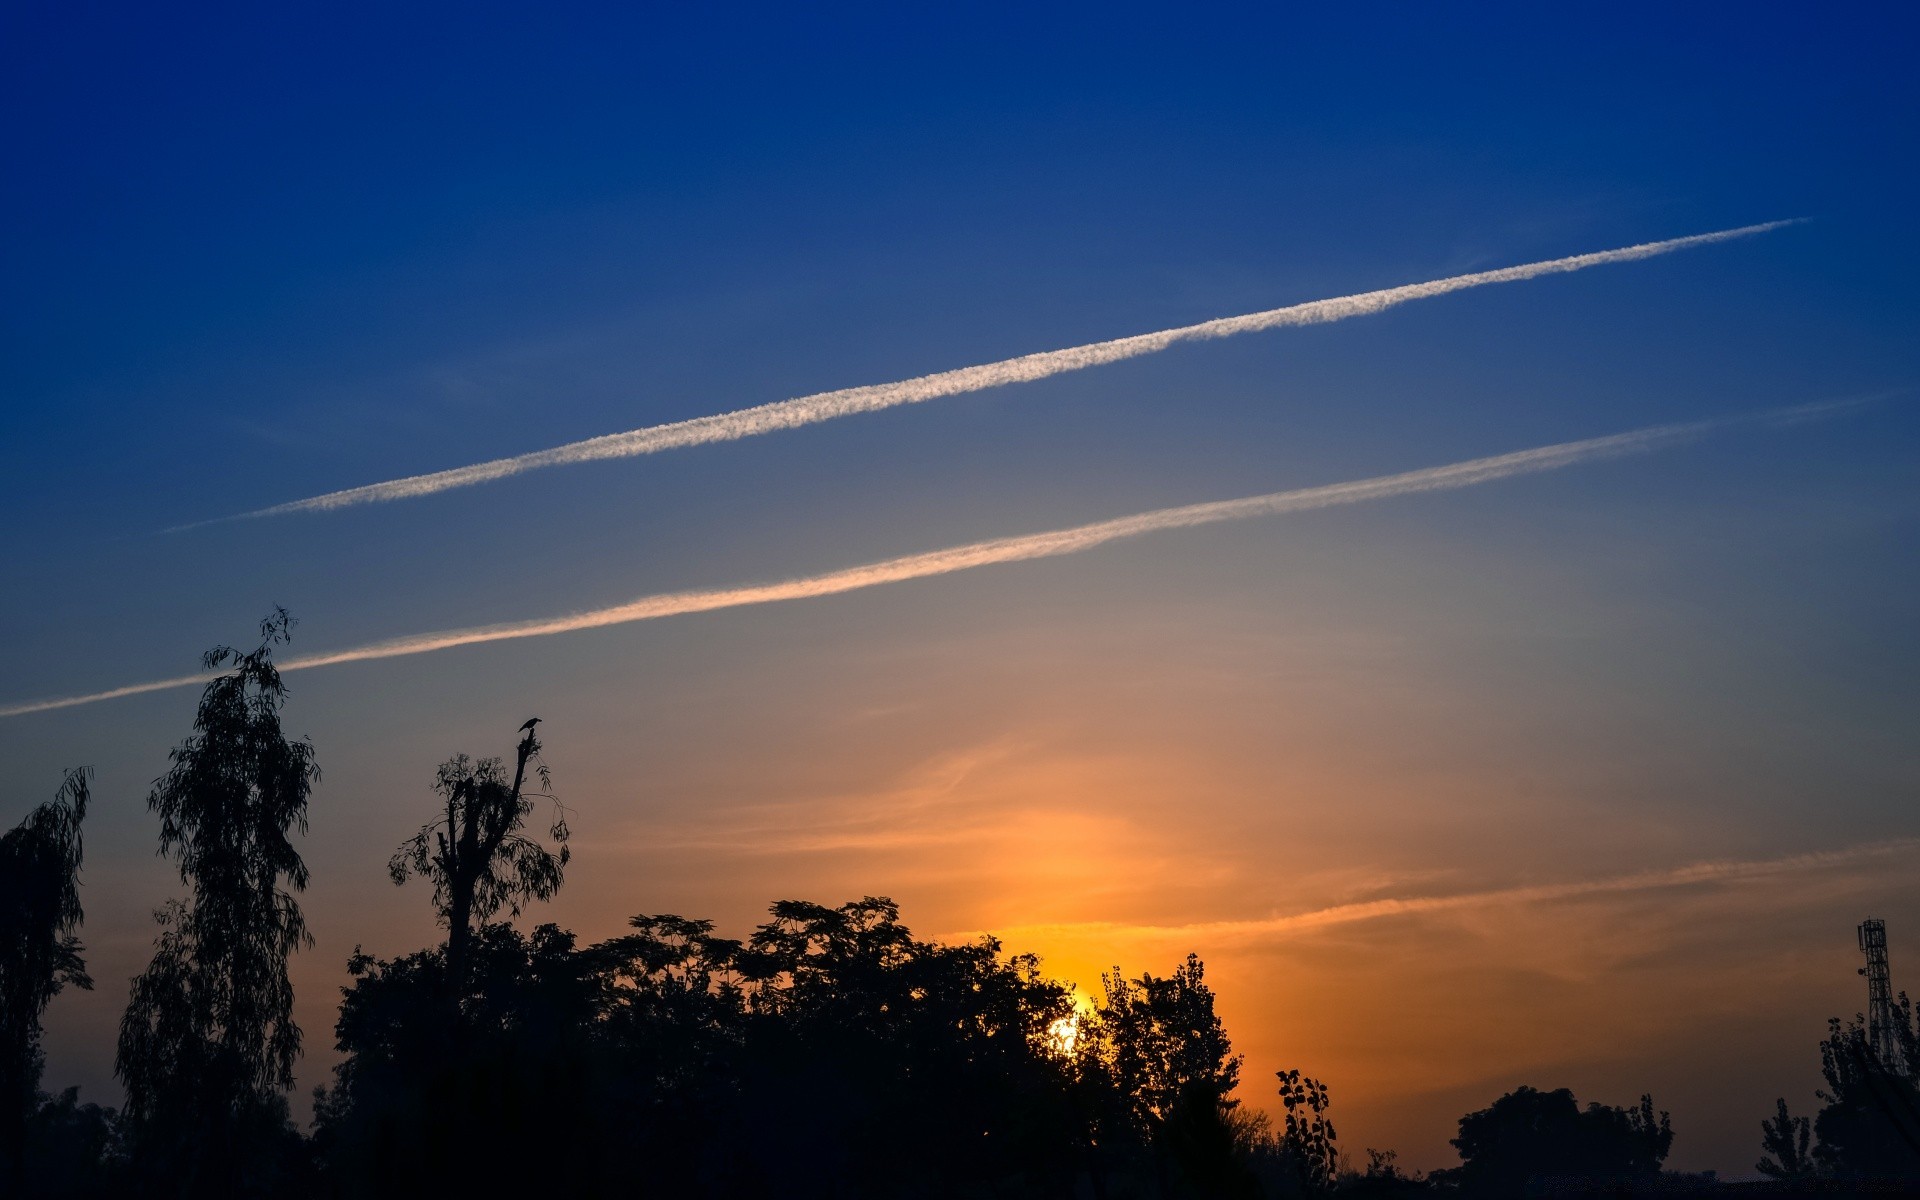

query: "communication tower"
xmin=1859 ymin=917 xmax=1900 ymax=1066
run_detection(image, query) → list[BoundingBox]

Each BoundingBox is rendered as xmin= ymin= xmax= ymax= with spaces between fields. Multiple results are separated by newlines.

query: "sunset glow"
xmin=3 ymin=5 xmax=1916 ymax=1189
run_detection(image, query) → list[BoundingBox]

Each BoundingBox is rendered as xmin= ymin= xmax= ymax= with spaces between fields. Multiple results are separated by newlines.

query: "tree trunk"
xmin=447 ymin=883 xmax=474 ymax=999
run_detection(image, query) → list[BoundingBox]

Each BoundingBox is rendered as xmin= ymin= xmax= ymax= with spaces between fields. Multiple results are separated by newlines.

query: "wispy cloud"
xmin=3 ymin=398 xmax=1851 ymax=720
xmin=634 ymin=739 xmax=1032 ymax=856
xmin=972 ymin=837 xmax=1920 ymax=946
xmin=179 ymin=221 xmax=1796 ymax=529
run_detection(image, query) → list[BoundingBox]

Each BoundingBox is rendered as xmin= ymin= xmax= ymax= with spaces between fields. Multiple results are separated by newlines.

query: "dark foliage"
xmin=1806 ymin=1006 xmax=1920 ymax=1180
xmin=1091 ymin=953 xmax=1242 ymax=1135
xmin=1757 ymin=1097 xmax=1814 ymax=1182
xmin=1080 ymin=950 xmax=1265 ymax=1195
xmin=0 ymin=767 xmax=91 ymax=1188
xmin=1431 ymin=1085 xmax=1672 ymax=1197
xmin=315 ymin=898 xmax=1101 ymax=1198
xmin=312 ymin=923 xmax=596 ymax=1197
xmin=115 ymin=610 xmax=320 ymax=1198
xmin=388 ymin=723 xmax=567 ymax=995
xmin=22 ymin=1086 xmax=122 ymax=1199
xmin=1277 ymin=1069 xmax=1339 ymax=1194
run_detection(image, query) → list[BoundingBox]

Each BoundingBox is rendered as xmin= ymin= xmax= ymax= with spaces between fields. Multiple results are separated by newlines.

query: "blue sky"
xmin=3 ymin=2 xmax=1918 ymax=1173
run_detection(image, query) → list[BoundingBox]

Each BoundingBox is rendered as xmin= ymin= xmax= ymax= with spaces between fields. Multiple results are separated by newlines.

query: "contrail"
xmin=3 ymin=399 xmax=1850 ymax=720
xmin=183 ymin=221 xmax=1797 ymax=529
xmin=968 ymin=837 xmax=1920 ymax=946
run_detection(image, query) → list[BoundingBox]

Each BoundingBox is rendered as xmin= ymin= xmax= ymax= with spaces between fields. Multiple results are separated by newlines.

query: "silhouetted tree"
xmin=732 ymin=897 xmax=1085 ymax=1196
xmin=321 ymin=716 xmax=571 ymax=1199
xmin=314 ymin=923 xmax=597 ymax=1199
xmin=24 ymin=1086 xmax=122 ymax=1199
xmin=317 ymin=895 xmax=1088 ymax=1198
xmin=1091 ymin=954 xmax=1241 ymax=1135
xmin=0 ymin=768 xmax=91 ymax=1190
xmin=1432 ymin=1086 xmax=1671 ymax=1198
xmin=1276 ymin=1068 xmax=1338 ymax=1194
xmin=388 ymin=721 xmax=567 ymax=994
xmin=1085 ymin=953 xmax=1247 ymax=1194
xmin=115 ymin=610 xmax=319 ymax=1198
xmin=1758 ymin=1096 xmax=1815 ymax=1182
xmin=578 ymin=913 xmax=756 ymax=1190
xmin=1347 ymin=1146 xmax=1426 ymax=1196
xmin=1809 ymin=1012 xmax=1920 ymax=1179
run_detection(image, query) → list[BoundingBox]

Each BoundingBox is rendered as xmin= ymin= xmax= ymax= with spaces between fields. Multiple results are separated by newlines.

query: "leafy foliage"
xmin=1432 ymin=1085 xmax=1672 ymax=1196
xmin=388 ymin=724 xmax=567 ymax=990
xmin=1088 ymin=952 xmax=1241 ymax=1138
xmin=312 ymin=923 xmax=595 ymax=1197
xmin=1276 ymin=1068 xmax=1338 ymax=1194
xmin=23 ymin=1087 xmax=122 ymax=1199
xmin=1757 ymin=1096 xmax=1814 ymax=1181
xmin=114 ymin=610 xmax=319 ymax=1196
xmin=1068 ymin=952 xmax=1253 ymax=1194
xmin=1807 ymin=1009 xmax=1920 ymax=1179
xmin=0 ymin=768 xmax=91 ymax=1186
xmin=318 ymin=898 xmax=1100 ymax=1198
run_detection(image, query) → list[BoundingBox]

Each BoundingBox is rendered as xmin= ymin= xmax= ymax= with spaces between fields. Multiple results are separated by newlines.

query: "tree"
xmin=115 ymin=610 xmax=319 ymax=1197
xmin=1758 ymin=1096 xmax=1815 ymax=1182
xmin=1276 ymin=1068 xmax=1338 ymax=1194
xmin=1090 ymin=953 xmax=1242 ymax=1140
xmin=1082 ymin=953 xmax=1250 ymax=1195
xmin=1809 ymin=1014 xmax=1920 ymax=1179
xmin=321 ymin=724 xmax=570 ymax=1197
xmin=1433 ymin=1086 xmax=1672 ymax=1197
xmin=24 ymin=1085 xmax=123 ymax=1199
xmin=0 ymin=768 xmax=91 ymax=1189
xmin=732 ymin=897 xmax=1085 ymax=1195
xmin=316 ymin=896 xmax=1088 ymax=1198
xmin=315 ymin=923 xmax=599 ymax=1199
xmin=388 ymin=721 xmax=568 ymax=994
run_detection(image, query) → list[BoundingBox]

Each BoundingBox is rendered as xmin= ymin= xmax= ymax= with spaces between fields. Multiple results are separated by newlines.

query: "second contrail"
xmin=7 ymin=398 xmax=1849 ymax=719
xmin=185 ymin=220 xmax=1796 ymax=528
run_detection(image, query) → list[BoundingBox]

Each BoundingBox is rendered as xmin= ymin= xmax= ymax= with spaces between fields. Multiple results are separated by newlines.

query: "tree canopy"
xmin=1432 ymin=1085 xmax=1672 ymax=1197
xmin=388 ymin=723 xmax=567 ymax=993
xmin=0 ymin=767 xmax=91 ymax=1189
xmin=115 ymin=610 xmax=319 ymax=1197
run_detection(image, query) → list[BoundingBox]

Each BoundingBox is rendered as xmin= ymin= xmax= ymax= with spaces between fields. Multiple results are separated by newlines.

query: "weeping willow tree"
xmin=116 ymin=610 xmax=319 ymax=1196
xmin=0 ymin=767 xmax=91 ymax=1188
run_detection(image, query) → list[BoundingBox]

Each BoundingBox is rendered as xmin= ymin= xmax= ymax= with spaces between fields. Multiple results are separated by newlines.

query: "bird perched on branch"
xmin=520 ymin=717 xmax=541 ymax=732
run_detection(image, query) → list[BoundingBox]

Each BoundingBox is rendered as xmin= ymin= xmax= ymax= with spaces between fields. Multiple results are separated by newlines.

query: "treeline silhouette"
xmin=5 ymin=614 xmax=1919 ymax=1198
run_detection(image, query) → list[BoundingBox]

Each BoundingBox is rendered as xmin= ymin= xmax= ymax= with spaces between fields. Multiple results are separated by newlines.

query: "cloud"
xmin=181 ymin=221 xmax=1797 ymax=528
xmin=971 ymin=837 xmax=1920 ymax=947
xmin=2 ymin=398 xmax=1854 ymax=720
xmin=632 ymin=739 xmax=1032 ymax=856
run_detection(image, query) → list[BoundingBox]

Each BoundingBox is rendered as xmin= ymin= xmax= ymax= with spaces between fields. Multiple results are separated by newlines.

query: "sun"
xmin=1045 ymin=1013 xmax=1081 ymax=1057
xmin=1044 ymin=990 xmax=1099 ymax=1057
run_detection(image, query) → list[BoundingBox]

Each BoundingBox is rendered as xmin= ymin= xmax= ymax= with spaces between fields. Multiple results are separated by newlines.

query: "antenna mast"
xmin=1859 ymin=917 xmax=1899 ymax=1066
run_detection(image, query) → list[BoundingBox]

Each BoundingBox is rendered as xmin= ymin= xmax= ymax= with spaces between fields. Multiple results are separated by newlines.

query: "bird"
xmin=519 ymin=717 xmax=541 ymax=732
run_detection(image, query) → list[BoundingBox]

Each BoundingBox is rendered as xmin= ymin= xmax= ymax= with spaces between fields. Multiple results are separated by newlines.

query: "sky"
xmin=4 ymin=1 xmax=1919 ymax=1176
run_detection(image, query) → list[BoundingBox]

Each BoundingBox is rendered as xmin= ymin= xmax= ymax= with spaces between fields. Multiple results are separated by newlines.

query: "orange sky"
xmin=7 ymin=12 xmax=1918 ymax=1175
xmin=20 ymin=478 xmax=1919 ymax=1176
